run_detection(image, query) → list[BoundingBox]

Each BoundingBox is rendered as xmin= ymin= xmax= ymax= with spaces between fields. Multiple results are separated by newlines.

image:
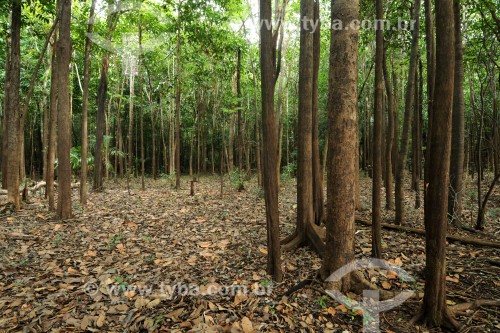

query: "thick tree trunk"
xmin=417 ymin=0 xmax=460 ymax=328
xmin=5 ymin=0 xmax=21 ymax=210
xmin=321 ymin=0 xmax=359 ymax=293
xmin=260 ymin=0 xmax=283 ymax=282
xmin=56 ymin=0 xmax=72 ymax=220
xmin=395 ymin=0 xmax=421 ymax=225
xmin=372 ymin=0 xmax=384 ymax=258
xmin=448 ymin=0 xmax=465 ymax=225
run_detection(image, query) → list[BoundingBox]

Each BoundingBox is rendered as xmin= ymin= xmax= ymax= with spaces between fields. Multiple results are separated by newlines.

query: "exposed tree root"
xmin=410 ymin=307 xmax=462 ymax=332
xmin=281 ymin=222 xmax=325 ymax=256
xmin=355 ymin=219 xmax=500 ymax=248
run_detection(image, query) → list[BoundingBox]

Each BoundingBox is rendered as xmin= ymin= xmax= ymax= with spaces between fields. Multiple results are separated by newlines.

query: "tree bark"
xmin=175 ymin=5 xmax=182 ymax=189
xmin=312 ymin=0 xmax=324 ymax=226
xmin=1 ymin=15 xmax=11 ymax=190
xmin=260 ymin=0 xmax=283 ymax=282
xmin=395 ymin=0 xmax=421 ymax=225
xmin=417 ymin=0 xmax=460 ymax=328
xmin=424 ymin=0 xmax=436 ymax=199
xmin=237 ymin=48 xmax=243 ymax=177
xmin=448 ymin=0 xmax=465 ymax=225
xmin=372 ymin=0 xmax=384 ymax=258
xmin=383 ymin=49 xmax=394 ymax=210
xmin=56 ymin=0 xmax=72 ymax=220
xmin=47 ymin=27 xmax=58 ymax=211
xmin=80 ymin=0 xmax=96 ymax=204
xmin=321 ymin=0 xmax=359 ymax=293
xmin=5 ymin=0 xmax=21 ymax=210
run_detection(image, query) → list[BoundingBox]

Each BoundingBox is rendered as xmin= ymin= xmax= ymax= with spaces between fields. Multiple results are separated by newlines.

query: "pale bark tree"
xmin=321 ymin=0 xmax=360 ymax=292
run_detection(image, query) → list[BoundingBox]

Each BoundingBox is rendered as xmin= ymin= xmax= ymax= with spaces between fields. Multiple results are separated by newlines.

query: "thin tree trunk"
xmin=312 ymin=0 xmax=324 ymax=226
xmin=175 ymin=7 xmax=182 ymax=189
xmin=372 ymin=0 xmax=384 ymax=258
xmin=412 ymin=60 xmax=422 ymax=208
xmin=237 ymin=48 xmax=243 ymax=177
xmin=448 ymin=0 xmax=465 ymax=225
xmin=1 ymin=15 xmax=11 ymax=190
xmin=383 ymin=49 xmax=394 ymax=210
xmin=395 ymin=0 xmax=421 ymax=225
xmin=80 ymin=0 xmax=96 ymax=204
xmin=139 ymin=19 xmax=145 ymax=191
xmin=47 ymin=28 xmax=58 ymax=211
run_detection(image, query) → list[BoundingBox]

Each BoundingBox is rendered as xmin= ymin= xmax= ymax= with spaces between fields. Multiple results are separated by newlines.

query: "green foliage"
xmin=281 ymin=162 xmax=297 ymax=180
xmin=229 ymin=168 xmax=245 ymax=190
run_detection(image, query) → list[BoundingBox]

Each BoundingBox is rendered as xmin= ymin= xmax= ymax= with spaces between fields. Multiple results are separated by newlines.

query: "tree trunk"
xmin=412 ymin=60 xmax=422 ymax=208
xmin=321 ymin=0 xmax=359 ymax=293
xmin=395 ymin=0 xmax=421 ymax=225
xmin=175 ymin=7 xmax=182 ymax=189
xmin=383 ymin=49 xmax=394 ymax=210
xmin=80 ymin=0 xmax=96 ymax=204
xmin=312 ymin=0 xmax=324 ymax=226
xmin=56 ymin=0 xmax=72 ymax=220
xmin=417 ymin=0 xmax=460 ymax=328
xmin=237 ymin=48 xmax=243 ymax=177
xmin=1 ymin=16 xmax=11 ymax=190
xmin=372 ymin=0 xmax=384 ymax=258
xmin=139 ymin=20 xmax=145 ymax=191
xmin=475 ymin=85 xmax=485 ymax=230
xmin=448 ymin=0 xmax=465 ymax=225
xmin=127 ymin=58 xmax=135 ymax=192
xmin=260 ymin=0 xmax=283 ymax=282
xmin=424 ymin=0 xmax=436 ymax=199
xmin=5 ymin=0 xmax=21 ymax=210
xmin=47 ymin=27 xmax=58 ymax=211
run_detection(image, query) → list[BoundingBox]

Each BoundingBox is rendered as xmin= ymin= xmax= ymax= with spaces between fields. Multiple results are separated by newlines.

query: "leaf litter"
xmin=0 ymin=176 xmax=498 ymax=332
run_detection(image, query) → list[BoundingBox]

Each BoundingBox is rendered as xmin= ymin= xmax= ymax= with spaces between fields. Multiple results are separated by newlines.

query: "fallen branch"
xmin=451 ymin=299 xmax=500 ymax=314
xmin=0 ymin=233 xmax=39 ymax=241
xmin=0 ymin=182 xmax=80 ymax=196
xmin=355 ymin=219 xmax=500 ymax=249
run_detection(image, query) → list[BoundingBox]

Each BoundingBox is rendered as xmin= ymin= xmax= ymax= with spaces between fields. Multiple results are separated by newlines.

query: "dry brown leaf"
xmin=241 ymin=317 xmax=254 ymax=333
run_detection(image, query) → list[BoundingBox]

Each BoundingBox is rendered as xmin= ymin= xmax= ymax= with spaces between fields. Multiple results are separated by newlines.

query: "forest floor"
xmin=0 ymin=174 xmax=499 ymax=333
